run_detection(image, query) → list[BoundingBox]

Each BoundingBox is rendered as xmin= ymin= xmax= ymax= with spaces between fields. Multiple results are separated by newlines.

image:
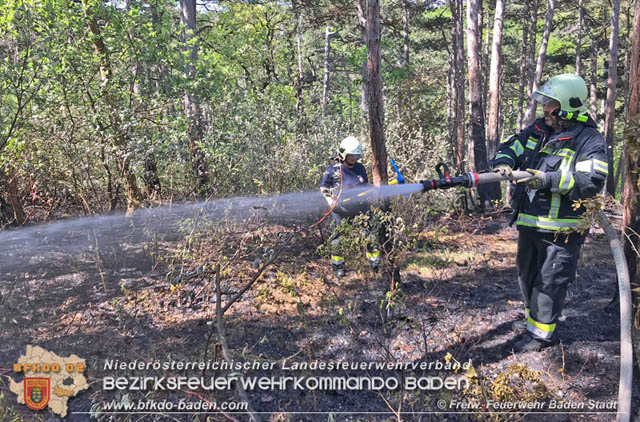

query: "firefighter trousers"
xmin=329 ymin=212 xmax=380 ymax=269
xmin=516 ymin=229 xmax=585 ymax=340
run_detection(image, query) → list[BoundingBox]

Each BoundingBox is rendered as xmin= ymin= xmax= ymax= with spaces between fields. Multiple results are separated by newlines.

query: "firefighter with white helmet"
xmin=490 ymin=74 xmax=608 ymax=352
xmin=320 ymin=136 xmax=380 ymax=278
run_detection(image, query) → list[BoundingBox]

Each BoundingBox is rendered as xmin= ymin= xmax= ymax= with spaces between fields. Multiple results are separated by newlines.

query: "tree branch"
xmin=221 ymin=231 xmax=296 ymax=315
xmin=215 ymin=265 xmax=261 ymax=422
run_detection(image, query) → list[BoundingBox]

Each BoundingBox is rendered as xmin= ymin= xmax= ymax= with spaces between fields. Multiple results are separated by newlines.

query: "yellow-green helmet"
xmin=338 ymin=136 xmax=362 ymax=161
xmin=532 ymin=74 xmax=589 ymax=115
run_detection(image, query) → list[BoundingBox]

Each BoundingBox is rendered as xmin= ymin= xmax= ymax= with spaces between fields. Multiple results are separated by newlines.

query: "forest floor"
xmin=0 ymin=213 xmax=639 ymax=422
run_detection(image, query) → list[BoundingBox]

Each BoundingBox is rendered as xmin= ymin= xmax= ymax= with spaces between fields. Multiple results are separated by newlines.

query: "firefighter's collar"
xmin=548 ymin=123 xmax=584 ymax=143
xmin=533 ymin=119 xmax=552 ymax=135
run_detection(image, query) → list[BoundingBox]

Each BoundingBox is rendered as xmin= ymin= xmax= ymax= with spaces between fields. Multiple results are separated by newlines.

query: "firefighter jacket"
xmin=490 ymin=117 xmax=608 ymax=232
xmin=320 ymin=161 xmax=370 ymax=217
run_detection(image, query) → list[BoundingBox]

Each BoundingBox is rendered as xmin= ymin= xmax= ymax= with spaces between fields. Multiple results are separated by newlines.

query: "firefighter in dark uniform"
xmin=320 ymin=136 xmax=381 ymax=278
xmin=490 ymin=74 xmax=608 ymax=352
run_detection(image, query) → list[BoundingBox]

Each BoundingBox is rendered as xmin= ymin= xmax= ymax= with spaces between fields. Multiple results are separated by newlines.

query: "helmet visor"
xmin=531 ymin=91 xmax=556 ymax=105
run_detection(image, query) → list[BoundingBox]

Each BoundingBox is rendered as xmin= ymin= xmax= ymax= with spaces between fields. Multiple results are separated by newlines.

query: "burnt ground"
xmin=0 ymin=215 xmax=639 ymax=422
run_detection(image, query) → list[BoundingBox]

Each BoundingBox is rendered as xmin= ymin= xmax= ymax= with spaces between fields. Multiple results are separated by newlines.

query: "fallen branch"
xmin=208 ymin=229 xmax=299 ymax=421
xmin=189 ymin=232 xmax=252 ymax=304
xmin=377 ymin=390 xmax=401 ymax=421
xmin=215 ymin=265 xmax=261 ymax=422
xmin=221 ymin=231 xmax=296 ymax=315
xmin=93 ymin=232 xmax=108 ymax=294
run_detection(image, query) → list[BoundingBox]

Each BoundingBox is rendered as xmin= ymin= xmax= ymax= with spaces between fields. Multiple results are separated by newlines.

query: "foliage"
xmin=315 ymin=206 xmax=416 ymax=278
xmin=0 ymin=392 xmax=23 ymax=422
xmin=489 ymin=364 xmax=548 ymax=402
xmin=0 ymin=0 xmax=635 ymax=217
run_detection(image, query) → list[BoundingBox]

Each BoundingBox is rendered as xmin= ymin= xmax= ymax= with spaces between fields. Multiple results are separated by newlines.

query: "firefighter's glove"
xmin=321 ymin=187 xmax=338 ymax=207
xmin=323 ymin=193 xmax=349 ymax=214
xmin=517 ymin=168 xmax=550 ymax=190
xmin=493 ymin=164 xmax=514 ymax=180
xmin=323 ymin=194 xmax=336 ymax=208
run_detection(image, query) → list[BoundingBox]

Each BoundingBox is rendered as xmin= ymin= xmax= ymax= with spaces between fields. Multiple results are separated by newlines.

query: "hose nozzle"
xmin=420 ymin=162 xmax=478 ymax=192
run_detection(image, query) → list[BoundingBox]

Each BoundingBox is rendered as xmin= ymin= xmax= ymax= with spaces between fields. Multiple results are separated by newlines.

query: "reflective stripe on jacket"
xmin=490 ymin=117 xmax=608 ymax=231
xmin=320 ymin=161 xmax=370 ymax=217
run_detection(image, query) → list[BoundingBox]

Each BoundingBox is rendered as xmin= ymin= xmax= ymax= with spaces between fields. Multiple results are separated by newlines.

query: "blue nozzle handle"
xmin=390 ymin=159 xmax=405 ymax=184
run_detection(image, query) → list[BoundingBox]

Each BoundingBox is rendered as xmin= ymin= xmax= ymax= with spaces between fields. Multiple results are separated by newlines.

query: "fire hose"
xmin=418 ymin=162 xmax=532 ymax=191
xmin=329 ymin=162 xmax=633 ymax=420
xmin=420 ymin=163 xmax=632 ymax=422
xmin=598 ymin=212 xmax=633 ymax=422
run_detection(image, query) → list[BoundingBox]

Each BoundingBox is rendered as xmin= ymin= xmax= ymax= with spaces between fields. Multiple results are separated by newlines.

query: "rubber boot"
xmin=511 ymin=320 xmax=527 ymax=332
xmin=368 ymin=260 xmax=379 ymax=273
xmin=513 ymin=334 xmax=553 ymax=352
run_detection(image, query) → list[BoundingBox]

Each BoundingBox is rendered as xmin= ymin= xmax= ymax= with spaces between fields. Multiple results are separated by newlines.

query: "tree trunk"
xmin=616 ymin=5 xmax=635 ymax=198
xmin=322 ymin=25 xmax=334 ymax=116
xmin=480 ymin=0 xmax=488 ymax=125
xmin=0 ymin=192 xmax=14 ymax=228
xmin=358 ymin=0 xmax=400 ymax=289
xmin=366 ymin=0 xmax=387 ymax=186
xmin=401 ymin=0 xmax=412 ymax=120
xmin=347 ymin=72 xmax=354 ymax=131
xmin=517 ymin=3 xmax=529 ymax=131
xmin=576 ymin=0 xmax=584 ymax=75
xmin=467 ymin=0 xmax=498 ymax=204
xmin=467 ymin=0 xmax=477 ymax=174
xmin=149 ymin=2 xmax=169 ymax=96
xmin=356 ymin=0 xmax=369 ymax=140
xmin=86 ymin=12 xmax=143 ymax=212
xmin=487 ymin=0 xmax=505 ymax=159
xmin=590 ymin=37 xmax=599 ymax=119
xmin=143 ymin=152 xmax=161 ymax=198
xmin=447 ymin=64 xmax=454 ymax=152
xmin=621 ymin=0 xmax=640 ymax=377
xmin=360 ymin=59 xmax=369 ymax=140
xmin=615 ymin=145 xmax=626 ymax=196
xmin=0 ymin=167 xmax=26 ymax=226
xmin=180 ymin=0 xmax=209 ymax=194
xmin=295 ymin=7 xmax=304 ymax=115
xmin=600 ymin=7 xmax=608 ymax=119
xmin=604 ymin=0 xmax=621 ymax=196
xmin=525 ymin=0 xmax=556 ymax=124
xmin=447 ymin=0 xmax=456 ymax=159
xmin=622 ymin=7 xmax=633 ymax=126
xmin=449 ymin=0 xmax=466 ymax=172
xmin=526 ymin=0 xmax=539 ymax=100
xmin=498 ymin=68 xmax=504 ymax=140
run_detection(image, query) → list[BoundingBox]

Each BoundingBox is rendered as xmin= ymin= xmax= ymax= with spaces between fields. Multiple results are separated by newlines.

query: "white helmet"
xmin=338 ymin=136 xmax=362 ymax=161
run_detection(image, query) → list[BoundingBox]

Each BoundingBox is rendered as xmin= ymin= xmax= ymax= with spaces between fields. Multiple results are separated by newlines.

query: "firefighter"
xmin=320 ymin=136 xmax=381 ymax=278
xmin=490 ymin=74 xmax=608 ymax=352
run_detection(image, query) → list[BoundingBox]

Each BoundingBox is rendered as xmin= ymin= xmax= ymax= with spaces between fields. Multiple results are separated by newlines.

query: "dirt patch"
xmin=0 ymin=216 xmax=638 ymax=421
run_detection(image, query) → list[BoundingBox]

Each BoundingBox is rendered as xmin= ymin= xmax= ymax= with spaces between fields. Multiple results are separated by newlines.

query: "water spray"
xmin=0 ymin=163 xmax=529 ymax=276
xmin=1 ymin=162 xmax=631 ymax=420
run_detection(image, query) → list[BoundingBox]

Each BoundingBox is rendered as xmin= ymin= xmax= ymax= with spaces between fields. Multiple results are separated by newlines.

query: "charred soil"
xmin=0 ymin=215 xmax=638 ymax=422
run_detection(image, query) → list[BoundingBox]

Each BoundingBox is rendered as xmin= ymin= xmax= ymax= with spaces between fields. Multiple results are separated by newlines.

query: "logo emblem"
xmin=24 ymin=378 xmax=50 ymax=410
